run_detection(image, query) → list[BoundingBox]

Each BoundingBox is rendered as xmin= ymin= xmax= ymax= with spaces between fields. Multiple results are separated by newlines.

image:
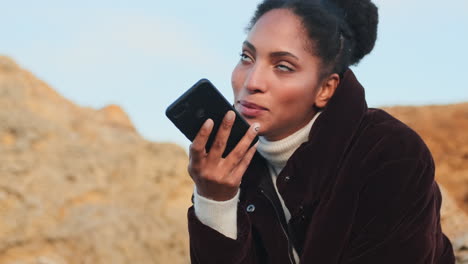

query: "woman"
xmin=186 ymin=0 xmax=455 ymax=263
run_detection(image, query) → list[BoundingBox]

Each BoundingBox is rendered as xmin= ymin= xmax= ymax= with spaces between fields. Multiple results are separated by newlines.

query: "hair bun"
xmin=332 ymin=0 xmax=379 ymax=65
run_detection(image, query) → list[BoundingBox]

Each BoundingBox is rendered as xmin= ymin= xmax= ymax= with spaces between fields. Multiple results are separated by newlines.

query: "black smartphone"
xmin=166 ymin=79 xmax=258 ymax=158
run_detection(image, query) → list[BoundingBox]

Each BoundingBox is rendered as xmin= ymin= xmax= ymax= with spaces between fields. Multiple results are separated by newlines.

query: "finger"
xmin=189 ymin=119 xmax=214 ymax=165
xmin=226 ymin=122 xmax=260 ymax=165
xmin=207 ymin=110 xmax=236 ymax=159
xmin=229 ymin=141 xmax=258 ymax=186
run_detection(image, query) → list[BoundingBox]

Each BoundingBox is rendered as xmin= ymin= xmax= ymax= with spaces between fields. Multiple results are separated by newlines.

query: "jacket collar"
xmin=301 ymin=68 xmax=368 ymax=165
xmin=241 ymin=69 xmax=368 ymax=190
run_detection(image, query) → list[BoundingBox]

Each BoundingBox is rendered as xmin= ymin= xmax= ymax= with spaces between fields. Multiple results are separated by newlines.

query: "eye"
xmin=276 ymin=64 xmax=294 ymax=72
xmin=240 ymin=52 xmax=253 ymax=63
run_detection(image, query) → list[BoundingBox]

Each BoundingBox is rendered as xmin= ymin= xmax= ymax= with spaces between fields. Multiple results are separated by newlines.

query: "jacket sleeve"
xmin=188 ymin=204 xmax=259 ymax=264
xmin=299 ymin=154 xmax=455 ymax=263
xmin=339 ymin=158 xmax=455 ymax=263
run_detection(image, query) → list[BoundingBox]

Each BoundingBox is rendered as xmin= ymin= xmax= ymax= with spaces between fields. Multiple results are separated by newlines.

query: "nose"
xmin=244 ymin=64 xmax=267 ymax=93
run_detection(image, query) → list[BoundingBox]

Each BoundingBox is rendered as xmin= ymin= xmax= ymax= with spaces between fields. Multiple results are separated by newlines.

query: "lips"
xmin=237 ymin=100 xmax=268 ymax=118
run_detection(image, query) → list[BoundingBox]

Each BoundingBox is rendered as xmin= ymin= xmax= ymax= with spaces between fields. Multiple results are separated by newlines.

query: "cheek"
xmin=275 ymin=87 xmax=316 ymax=111
xmin=278 ymin=89 xmax=307 ymax=103
xmin=231 ymin=64 xmax=243 ymax=97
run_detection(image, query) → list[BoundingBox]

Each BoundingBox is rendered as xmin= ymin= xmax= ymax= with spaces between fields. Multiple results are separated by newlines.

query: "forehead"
xmin=246 ymin=9 xmax=309 ymax=54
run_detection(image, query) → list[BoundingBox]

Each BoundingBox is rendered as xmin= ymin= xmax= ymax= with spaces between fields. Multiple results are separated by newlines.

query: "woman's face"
xmin=232 ymin=9 xmax=326 ymax=141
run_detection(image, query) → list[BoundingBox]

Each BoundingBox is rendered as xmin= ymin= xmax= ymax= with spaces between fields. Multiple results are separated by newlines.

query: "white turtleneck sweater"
xmin=193 ymin=112 xmax=321 ymax=263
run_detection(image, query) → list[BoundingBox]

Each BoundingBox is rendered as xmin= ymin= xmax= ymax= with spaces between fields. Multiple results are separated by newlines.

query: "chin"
xmin=241 ymin=115 xmax=258 ymax=126
xmin=237 ymin=112 xmax=254 ymax=123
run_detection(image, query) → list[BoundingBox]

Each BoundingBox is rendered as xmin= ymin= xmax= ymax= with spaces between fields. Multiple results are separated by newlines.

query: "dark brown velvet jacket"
xmin=187 ymin=70 xmax=455 ymax=263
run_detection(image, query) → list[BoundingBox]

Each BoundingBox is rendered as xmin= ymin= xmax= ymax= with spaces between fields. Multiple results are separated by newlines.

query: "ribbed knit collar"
xmin=257 ymin=112 xmax=321 ymax=173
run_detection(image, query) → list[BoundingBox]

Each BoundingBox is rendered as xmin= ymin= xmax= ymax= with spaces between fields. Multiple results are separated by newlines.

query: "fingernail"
xmin=204 ymin=119 xmax=213 ymax=128
xmin=252 ymin=123 xmax=260 ymax=133
xmin=226 ymin=111 xmax=235 ymax=121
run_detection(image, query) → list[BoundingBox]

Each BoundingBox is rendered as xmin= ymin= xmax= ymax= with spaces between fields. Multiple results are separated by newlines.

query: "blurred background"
xmin=1 ymin=0 xmax=467 ymax=263
xmin=1 ymin=0 xmax=467 ymax=149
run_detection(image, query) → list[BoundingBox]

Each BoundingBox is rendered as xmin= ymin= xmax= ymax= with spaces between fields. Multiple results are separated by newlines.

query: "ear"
xmin=314 ymin=73 xmax=340 ymax=109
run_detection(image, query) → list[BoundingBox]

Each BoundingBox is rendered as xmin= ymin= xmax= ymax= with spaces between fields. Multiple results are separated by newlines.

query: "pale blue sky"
xmin=1 ymin=0 xmax=467 ymax=148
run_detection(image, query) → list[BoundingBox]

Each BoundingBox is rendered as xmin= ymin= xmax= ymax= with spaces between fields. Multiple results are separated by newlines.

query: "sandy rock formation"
xmin=0 ymin=56 xmax=193 ymax=264
xmin=439 ymin=185 xmax=468 ymax=263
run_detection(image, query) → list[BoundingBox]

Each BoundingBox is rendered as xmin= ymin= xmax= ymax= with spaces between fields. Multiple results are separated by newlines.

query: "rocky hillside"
xmin=0 ymin=55 xmax=467 ymax=263
xmin=0 ymin=56 xmax=193 ymax=264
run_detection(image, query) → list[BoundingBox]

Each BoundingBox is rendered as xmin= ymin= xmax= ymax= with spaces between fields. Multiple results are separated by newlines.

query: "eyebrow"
xmin=243 ymin=40 xmax=299 ymax=61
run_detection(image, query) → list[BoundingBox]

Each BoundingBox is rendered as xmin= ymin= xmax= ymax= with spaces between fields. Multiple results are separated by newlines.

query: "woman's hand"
xmin=188 ymin=110 xmax=259 ymax=201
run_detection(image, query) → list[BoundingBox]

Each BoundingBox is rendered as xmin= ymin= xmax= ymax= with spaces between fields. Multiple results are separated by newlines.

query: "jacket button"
xmin=246 ymin=204 xmax=256 ymax=213
xmin=284 ymin=176 xmax=291 ymax=182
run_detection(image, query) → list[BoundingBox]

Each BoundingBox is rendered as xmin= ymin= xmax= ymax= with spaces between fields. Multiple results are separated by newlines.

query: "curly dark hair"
xmin=247 ymin=0 xmax=379 ymax=77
